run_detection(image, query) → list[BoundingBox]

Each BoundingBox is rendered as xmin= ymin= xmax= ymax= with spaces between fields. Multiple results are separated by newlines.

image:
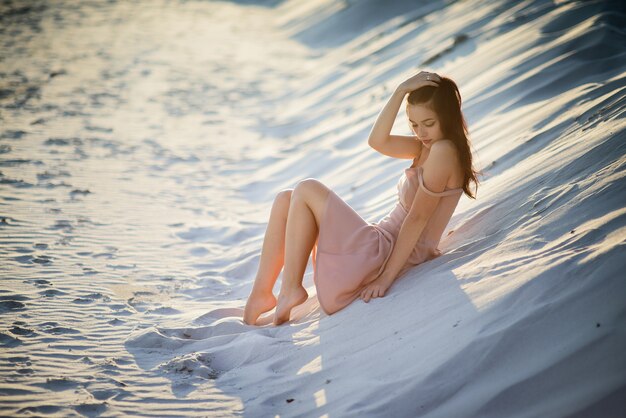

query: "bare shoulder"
xmin=422 ymin=140 xmax=463 ymax=189
xmin=427 ymin=139 xmax=459 ymax=165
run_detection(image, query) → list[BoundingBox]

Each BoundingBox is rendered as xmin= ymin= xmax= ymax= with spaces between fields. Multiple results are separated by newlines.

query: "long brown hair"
xmin=407 ymin=76 xmax=480 ymax=199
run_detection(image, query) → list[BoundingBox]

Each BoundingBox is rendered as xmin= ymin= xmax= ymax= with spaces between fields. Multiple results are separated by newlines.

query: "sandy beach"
xmin=1 ymin=0 xmax=625 ymax=416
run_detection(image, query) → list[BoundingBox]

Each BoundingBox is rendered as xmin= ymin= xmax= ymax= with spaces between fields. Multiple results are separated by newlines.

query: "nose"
xmin=417 ymin=126 xmax=427 ymax=138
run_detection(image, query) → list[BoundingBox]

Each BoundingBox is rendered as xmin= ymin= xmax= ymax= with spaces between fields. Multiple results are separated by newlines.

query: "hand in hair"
xmin=398 ymin=71 xmax=441 ymax=94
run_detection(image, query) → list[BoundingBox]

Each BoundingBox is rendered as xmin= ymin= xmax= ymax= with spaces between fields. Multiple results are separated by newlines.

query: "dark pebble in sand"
xmin=49 ymin=69 xmax=67 ymax=78
xmin=454 ymin=33 xmax=469 ymax=45
xmin=286 ymin=398 xmax=294 ymax=403
xmin=1 ymin=217 xmax=8 ymax=225
xmin=70 ymin=188 xmax=91 ymax=196
xmin=596 ymin=322 xmax=601 ymax=327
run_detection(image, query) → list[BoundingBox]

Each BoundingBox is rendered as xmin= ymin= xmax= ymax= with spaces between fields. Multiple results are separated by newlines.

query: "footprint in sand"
xmin=193 ymin=307 xmax=245 ymax=325
xmin=31 ymin=278 xmax=52 ymax=287
xmin=0 ymin=295 xmax=28 ymax=313
xmin=9 ymin=325 xmax=37 ymax=337
xmin=0 ymin=332 xmax=22 ymax=347
xmin=160 ymin=352 xmax=221 ymax=380
xmin=31 ymin=255 xmax=53 ymax=264
xmin=34 ymin=377 xmax=80 ymax=391
xmin=157 ymin=319 xmax=249 ymax=341
xmin=90 ymin=388 xmax=128 ymax=401
xmin=72 ymin=292 xmax=111 ymax=304
xmin=38 ymin=322 xmax=80 ymax=335
xmin=73 ymin=403 xmax=108 ymax=416
xmin=18 ymin=406 xmax=63 ymax=415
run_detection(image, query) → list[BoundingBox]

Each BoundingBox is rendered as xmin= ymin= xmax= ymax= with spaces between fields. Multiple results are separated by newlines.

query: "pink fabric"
xmin=312 ymin=163 xmax=463 ymax=315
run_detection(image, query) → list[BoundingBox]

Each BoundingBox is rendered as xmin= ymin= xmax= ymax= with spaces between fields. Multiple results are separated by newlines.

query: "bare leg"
xmin=273 ymin=188 xmax=319 ymax=325
xmin=243 ymin=190 xmax=292 ymax=325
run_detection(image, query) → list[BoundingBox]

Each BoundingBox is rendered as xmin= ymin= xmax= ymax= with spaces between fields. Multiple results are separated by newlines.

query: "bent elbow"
xmin=367 ymin=135 xmax=385 ymax=149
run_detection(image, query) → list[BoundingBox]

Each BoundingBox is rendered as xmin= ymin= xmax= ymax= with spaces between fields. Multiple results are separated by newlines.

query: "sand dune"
xmin=1 ymin=0 xmax=625 ymax=416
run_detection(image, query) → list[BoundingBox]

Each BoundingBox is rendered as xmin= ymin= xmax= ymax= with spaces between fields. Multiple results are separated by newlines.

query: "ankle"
xmin=279 ymin=283 xmax=305 ymax=295
xmin=250 ymin=284 xmax=275 ymax=296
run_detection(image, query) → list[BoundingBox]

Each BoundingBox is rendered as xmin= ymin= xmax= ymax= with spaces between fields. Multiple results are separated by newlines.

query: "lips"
xmin=421 ymin=139 xmax=431 ymax=145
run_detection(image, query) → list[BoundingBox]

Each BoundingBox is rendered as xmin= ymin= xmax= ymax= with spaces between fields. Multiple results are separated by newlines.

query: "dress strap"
xmin=417 ymin=166 xmax=463 ymax=197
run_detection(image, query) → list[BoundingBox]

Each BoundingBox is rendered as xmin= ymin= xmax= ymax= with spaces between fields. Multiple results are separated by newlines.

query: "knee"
xmin=274 ymin=189 xmax=293 ymax=209
xmin=293 ymin=178 xmax=321 ymax=198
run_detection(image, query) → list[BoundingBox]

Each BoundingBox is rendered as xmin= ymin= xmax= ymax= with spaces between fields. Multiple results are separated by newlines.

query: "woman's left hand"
xmin=360 ymin=276 xmax=393 ymax=303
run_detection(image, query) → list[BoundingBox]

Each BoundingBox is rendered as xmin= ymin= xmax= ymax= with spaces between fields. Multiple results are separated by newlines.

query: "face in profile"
xmin=407 ymin=104 xmax=444 ymax=149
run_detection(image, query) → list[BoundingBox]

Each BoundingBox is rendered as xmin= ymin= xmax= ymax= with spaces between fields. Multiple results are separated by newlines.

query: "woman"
xmin=243 ymin=71 xmax=480 ymax=326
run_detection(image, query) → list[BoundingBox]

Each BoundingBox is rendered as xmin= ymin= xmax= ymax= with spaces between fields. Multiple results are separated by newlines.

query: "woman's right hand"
xmin=398 ymin=71 xmax=441 ymax=94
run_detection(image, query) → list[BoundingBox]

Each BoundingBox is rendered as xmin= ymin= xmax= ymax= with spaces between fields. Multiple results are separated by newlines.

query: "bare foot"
xmin=273 ymin=286 xmax=308 ymax=325
xmin=243 ymin=290 xmax=277 ymax=325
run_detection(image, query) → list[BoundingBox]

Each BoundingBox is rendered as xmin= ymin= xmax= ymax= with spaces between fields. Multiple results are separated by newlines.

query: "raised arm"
xmin=367 ymin=73 xmax=440 ymax=159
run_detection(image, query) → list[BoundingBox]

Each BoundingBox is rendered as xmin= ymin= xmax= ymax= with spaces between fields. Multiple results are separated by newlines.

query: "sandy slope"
xmin=1 ymin=0 xmax=625 ymax=416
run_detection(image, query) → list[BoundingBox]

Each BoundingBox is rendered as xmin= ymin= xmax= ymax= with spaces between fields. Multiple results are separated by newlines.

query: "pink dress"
xmin=312 ymin=161 xmax=464 ymax=315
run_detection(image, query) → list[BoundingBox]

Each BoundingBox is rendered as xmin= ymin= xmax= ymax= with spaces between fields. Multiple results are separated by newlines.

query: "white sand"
xmin=1 ymin=0 xmax=625 ymax=416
